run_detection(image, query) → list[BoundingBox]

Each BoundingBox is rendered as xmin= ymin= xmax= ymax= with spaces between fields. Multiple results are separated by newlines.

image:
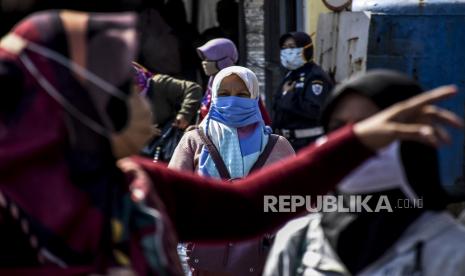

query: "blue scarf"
xmin=199 ymin=96 xmax=270 ymax=179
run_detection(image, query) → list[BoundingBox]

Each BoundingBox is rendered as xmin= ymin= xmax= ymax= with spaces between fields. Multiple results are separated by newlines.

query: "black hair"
xmin=279 ymin=31 xmax=313 ymax=61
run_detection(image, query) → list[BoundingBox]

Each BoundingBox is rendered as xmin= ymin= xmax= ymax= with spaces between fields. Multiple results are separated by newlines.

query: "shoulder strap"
xmin=250 ymin=134 xmax=279 ymax=173
xmin=413 ymin=241 xmax=424 ymax=273
xmin=196 ymin=128 xmax=231 ymax=179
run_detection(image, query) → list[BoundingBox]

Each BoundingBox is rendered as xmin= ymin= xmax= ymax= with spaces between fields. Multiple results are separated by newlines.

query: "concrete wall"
xmin=244 ymin=0 xmax=266 ymax=101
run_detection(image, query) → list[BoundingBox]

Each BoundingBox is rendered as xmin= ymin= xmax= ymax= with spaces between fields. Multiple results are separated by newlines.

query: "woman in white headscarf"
xmin=169 ymin=66 xmax=295 ymax=275
xmin=170 ymin=66 xmax=294 ymax=179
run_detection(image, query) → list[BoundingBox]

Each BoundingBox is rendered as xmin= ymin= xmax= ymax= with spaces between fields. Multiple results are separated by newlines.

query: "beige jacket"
xmin=168 ymin=129 xmax=295 ymax=172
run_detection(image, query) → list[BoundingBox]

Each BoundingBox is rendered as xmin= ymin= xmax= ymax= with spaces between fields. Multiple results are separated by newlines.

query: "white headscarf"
xmin=211 ymin=66 xmax=260 ymax=99
xmin=199 ymin=66 xmax=269 ymax=179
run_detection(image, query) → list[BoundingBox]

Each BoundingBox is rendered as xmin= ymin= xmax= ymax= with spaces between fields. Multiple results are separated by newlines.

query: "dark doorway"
xmin=264 ymin=0 xmax=297 ymax=115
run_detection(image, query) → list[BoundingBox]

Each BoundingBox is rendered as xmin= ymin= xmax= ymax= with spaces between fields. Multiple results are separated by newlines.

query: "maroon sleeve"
xmin=258 ymin=98 xmax=272 ymax=125
xmin=130 ymin=125 xmax=374 ymax=242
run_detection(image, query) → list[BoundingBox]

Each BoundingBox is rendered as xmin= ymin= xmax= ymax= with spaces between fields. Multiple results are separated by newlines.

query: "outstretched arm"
xmin=129 ymin=126 xmax=373 ymax=242
xmin=123 ymin=85 xmax=461 ymax=242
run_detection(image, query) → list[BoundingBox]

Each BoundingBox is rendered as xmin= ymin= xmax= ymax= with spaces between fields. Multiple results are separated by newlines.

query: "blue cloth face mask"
xmin=209 ymin=96 xmax=263 ymax=128
xmin=280 ymin=47 xmax=306 ymax=70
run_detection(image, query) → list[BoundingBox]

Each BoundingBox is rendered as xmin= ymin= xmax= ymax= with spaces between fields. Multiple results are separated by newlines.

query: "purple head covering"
xmin=197 ymin=38 xmax=238 ymax=70
xmin=132 ymin=61 xmax=153 ymax=95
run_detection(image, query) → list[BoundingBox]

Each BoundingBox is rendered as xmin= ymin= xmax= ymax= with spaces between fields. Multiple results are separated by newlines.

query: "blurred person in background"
xmin=137 ymin=1 xmax=182 ymax=76
xmin=272 ymin=32 xmax=333 ymax=151
xmin=133 ymin=62 xmax=202 ymax=162
xmin=162 ymin=0 xmax=201 ymax=82
xmin=133 ymin=62 xmax=202 ymax=132
xmin=199 ymin=0 xmax=239 ymax=47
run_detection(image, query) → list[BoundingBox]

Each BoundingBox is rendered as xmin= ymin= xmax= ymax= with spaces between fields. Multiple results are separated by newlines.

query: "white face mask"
xmin=280 ymin=47 xmax=306 ymax=70
xmin=337 ymin=141 xmax=419 ymax=200
xmin=202 ymin=60 xmax=219 ymax=76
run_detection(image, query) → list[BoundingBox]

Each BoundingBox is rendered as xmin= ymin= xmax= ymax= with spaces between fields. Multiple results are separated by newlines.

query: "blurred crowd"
xmin=1 ymin=2 xmax=465 ymax=276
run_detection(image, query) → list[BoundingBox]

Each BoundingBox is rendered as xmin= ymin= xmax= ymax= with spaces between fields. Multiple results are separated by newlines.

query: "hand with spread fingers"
xmin=354 ymin=85 xmax=463 ymax=151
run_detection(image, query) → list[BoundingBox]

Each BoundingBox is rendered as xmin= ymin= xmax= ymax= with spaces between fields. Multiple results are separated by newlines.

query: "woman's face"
xmin=328 ymin=92 xmax=380 ymax=132
xmin=217 ymin=74 xmax=251 ymax=98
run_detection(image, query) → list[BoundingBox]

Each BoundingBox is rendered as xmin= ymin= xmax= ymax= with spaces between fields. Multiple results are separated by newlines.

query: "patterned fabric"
xmin=200 ymin=77 xmax=214 ymax=120
xmin=198 ymin=66 xmax=270 ymax=179
xmin=132 ymin=61 xmax=154 ymax=96
xmin=0 ymin=10 xmax=183 ymax=275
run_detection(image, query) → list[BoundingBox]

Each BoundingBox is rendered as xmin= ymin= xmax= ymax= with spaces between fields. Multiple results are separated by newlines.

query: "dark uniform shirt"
xmin=272 ymin=62 xmax=333 ymax=130
xmin=272 ymin=62 xmax=333 ymax=150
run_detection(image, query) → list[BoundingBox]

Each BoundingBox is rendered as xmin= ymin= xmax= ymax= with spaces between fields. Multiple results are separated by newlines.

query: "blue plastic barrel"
xmin=354 ymin=0 xmax=465 ymax=196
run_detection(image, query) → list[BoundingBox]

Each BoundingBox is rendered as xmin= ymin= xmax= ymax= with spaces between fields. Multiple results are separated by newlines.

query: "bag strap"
xmin=196 ymin=128 xmax=232 ymax=179
xmin=413 ymin=241 xmax=424 ymax=274
xmin=197 ymin=130 xmax=279 ymax=178
xmin=250 ymin=134 xmax=279 ymax=173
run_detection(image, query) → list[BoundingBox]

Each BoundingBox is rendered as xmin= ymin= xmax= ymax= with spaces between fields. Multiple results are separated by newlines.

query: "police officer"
xmin=272 ymin=32 xmax=333 ymax=151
